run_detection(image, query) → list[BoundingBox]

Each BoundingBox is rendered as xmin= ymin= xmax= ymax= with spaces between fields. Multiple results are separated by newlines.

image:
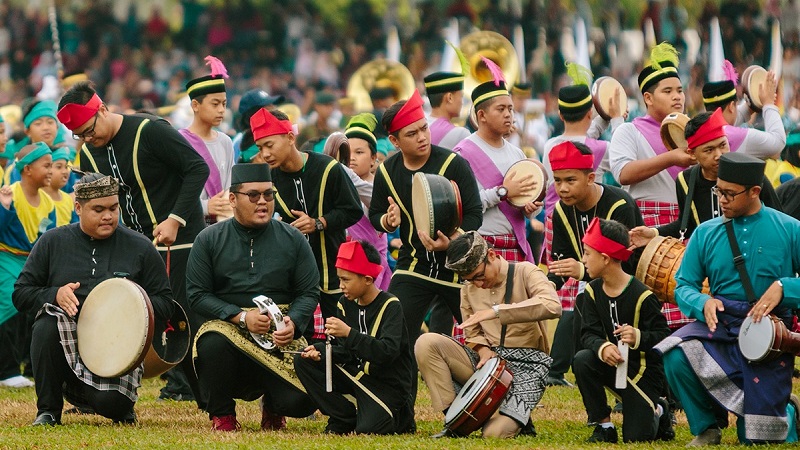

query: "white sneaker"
xmin=0 ymin=375 xmax=34 ymax=388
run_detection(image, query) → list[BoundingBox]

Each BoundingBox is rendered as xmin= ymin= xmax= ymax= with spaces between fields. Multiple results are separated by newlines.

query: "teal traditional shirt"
xmin=675 ymin=205 xmax=800 ymax=321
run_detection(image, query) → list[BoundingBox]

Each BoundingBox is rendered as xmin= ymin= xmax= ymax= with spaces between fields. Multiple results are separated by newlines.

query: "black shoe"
xmin=64 ymin=405 xmax=96 ymax=415
xmin=431 ymin=428 xmax=458 ymax=438
xmin=544 ymin=376 xmax=574 ymax=387
xmin=158 ymin=391 xmax=195 ymax=402
xmin=32 ymin=412 xmax=60 ymax=426
xmin=586 ymin=424 xmax=618 ymax=443
xmin=113 ymin=409 xmax=137 ymax=425
xmin=656 ymin=397 xmax=675 ymax=441
xmin=520 ymin=419 xmax=537 ymax=437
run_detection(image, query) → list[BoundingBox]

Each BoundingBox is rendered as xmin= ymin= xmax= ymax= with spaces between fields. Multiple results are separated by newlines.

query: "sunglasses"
xmin=232 ymin=189 xmax=276 ymax=203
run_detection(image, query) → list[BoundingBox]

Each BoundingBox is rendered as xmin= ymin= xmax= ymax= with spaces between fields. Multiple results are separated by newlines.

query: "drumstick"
xmin=280 ymin=350 xmax=305 ymax=355
xmin=325 ymin=334 xmax=333 ymax=392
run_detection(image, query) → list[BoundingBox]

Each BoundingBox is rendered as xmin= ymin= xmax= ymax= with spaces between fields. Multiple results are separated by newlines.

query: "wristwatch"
xmin=495 ymin=186 xmax=509 ymax=201
xmin=238 ymin=311 xmax=247 ymax=330
xmin=314 ymin=218 xmax=325 ymax=232
xmin=492 ymin=304 xmax=500 ymax=318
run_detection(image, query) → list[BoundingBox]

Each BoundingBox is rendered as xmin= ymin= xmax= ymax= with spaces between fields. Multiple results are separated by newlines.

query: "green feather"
xmin=346 ymin=113 xmax=378 ymax=132
xmin=447 ymin=40 xmax=470 ymax=76
xmin=565 ymin=62 xmax=592 ymax=86
xmin=648 ymin=42 xmax=680 ymax=70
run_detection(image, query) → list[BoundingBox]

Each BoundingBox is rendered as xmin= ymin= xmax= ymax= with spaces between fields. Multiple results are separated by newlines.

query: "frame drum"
xmin=591 ymin=76 xmax=627 ymax=121
xmin=660 ymin=113 xmax=690 ymax=150
xmin=742 ymin=65 xmax=767 ymax=112
xmin=77 ymin=278 xmax=154 ymax=378
xmin=411 ymin=172 xmax=463 ymax=238
xmin=504 ymin=159 xmax=548 ymax=207
xmin=444 ymin=357 xmax=513 ymax=436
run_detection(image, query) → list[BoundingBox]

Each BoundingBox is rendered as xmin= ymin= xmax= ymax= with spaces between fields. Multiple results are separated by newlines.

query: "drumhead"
xmin=738 ymin=315 xmax=775 ymax=362
xmin=504 ymin=159 xmax=547 ymax=207
xmin=412 ymin=172 xmax=461 ymax=237
xmin=746 ymin=66 xmax=768 ymax=110
xmin=660 ymin=113 xmax=689 ymax=150
xmin=591 ymin=77 xmax=627 ymax=121
xmin=411 ymin=173 xmax=434 ymax=237
xmin=77 ymin=278 xmax=153 ymax=378
xmin=445 ymin=357 xmax=500 ymax=425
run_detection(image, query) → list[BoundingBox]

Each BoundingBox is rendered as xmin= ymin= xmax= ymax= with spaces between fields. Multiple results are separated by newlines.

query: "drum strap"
xmin=679 ymin=166 xmax=699 ymax=241
xmin=499 ymin=264 xmax=515 ymax=348
xmin=723 ymin=220 xmax=757 ymax=304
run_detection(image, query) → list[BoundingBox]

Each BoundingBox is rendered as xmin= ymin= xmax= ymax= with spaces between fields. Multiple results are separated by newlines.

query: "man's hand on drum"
xmin=608 ymin=87 xmax=624 ymax=120
xmin=475 ymin=345 xmax=497 ymax=369
xmin=244 ymin=309 xmax=272 ymax=334
xmin=324 ymin=317 xmax=351 ymax=339
xmin=300 ymin=345 xmax=321 ymax=361
xmin=601 ymin=344 xmax=625 ymax=367
xmin=0 ymin=185 xmax=11 ymax=209
xmin=272 ymin=316 xmax=295 ymax=347
xmin=760 ymin=71 xmax=777 ymax=107
xmin=629 ymin=226 xmax=657 ymax=249
xmin=418 ymin=230 xmax=451 ymax=252
xmin=289 ymin=210 xmax=323 ymax=234
xmin=456 ymin=308 xmax=496 ymax=330
xmin=153 ymin=217 xmax=181 ymax=246
xmin=56 ymin=282 xmax=81 ymax=317
xmin=749 ymin=280 xmax=783 ymax=323
xmin=504 ymin=173 xmax=536 ymax=200
xmin=383 ymin=197 xmax=400 ymax=231
xmin=703 ymin=297 xmax=725 ymax=332
xmin=548 ymin=257 xmax=583 ymax=279
xmin=613 ymin=325 xmax=637 ymax=346
xmin=666 ymin=147 xmax=695 ymax=168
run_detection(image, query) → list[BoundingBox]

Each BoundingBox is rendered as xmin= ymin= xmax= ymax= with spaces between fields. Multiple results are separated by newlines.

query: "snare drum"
xmin=591 ymin=76 xmax=628 ymax=121
xmin=77 ymin=278 xmax=154 ymax=378
xmin=504 ymin=159 xmax=548 ymax=207
xmin=739 ymin=315 xmax=800 ymax=362
xmin=660 ymin=113 xmax=690 ymax=150
xmin=444 ymin=357 xmax=513 ymax=436
xmin=411 ymin=172 xmax=463 ymax=238
xmin=742 ymin=65 xmax=768 ymax=112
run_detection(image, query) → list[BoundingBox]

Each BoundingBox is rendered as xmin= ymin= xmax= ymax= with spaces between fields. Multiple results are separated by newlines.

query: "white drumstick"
xmin=325 ymin=334 xmax=333 ymax=392
xmin=615 ymin=341 xmax=628 ymax=389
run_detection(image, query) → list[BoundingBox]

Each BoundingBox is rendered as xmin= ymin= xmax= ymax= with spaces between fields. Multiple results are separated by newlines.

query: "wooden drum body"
xmin=739 ymin=315 xmax=800 ymax=363
xmin=636 ymin=236 xmax=712 ymax=304
xmin=444 ymin=357 xmax=513 ymax=436
xmin=504 ymin=159 xmax=548 ymax=207
xmin=661 ymin=113 xmax=690 ymax=150
xmin=411 ymin=172 xmax=463 ymax=238
xmin=591 ymin=76 xmax=627 ymax=121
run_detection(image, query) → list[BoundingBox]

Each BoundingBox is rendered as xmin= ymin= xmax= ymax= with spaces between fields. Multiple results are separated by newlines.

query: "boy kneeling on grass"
xmin=573 ymin=218 xmax=674 ymax=443
xmin=295 ymin=240 xmax=415 ymax=435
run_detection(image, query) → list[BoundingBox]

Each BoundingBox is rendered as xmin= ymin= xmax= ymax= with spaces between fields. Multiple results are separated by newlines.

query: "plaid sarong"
xmin=542 ymin=214 xmax=578 ymax=311
xmin=484 ymin=234 xmax=527 ymax=263
xmin=636 ymin=200 xmax=693 ymax=329
xmin=41 ymin=304 xmax=140 ymax=402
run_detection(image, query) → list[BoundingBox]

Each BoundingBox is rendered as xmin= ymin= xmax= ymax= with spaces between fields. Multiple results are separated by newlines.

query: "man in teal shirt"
xmin=655 ymin=152 xmax=800 ymax=445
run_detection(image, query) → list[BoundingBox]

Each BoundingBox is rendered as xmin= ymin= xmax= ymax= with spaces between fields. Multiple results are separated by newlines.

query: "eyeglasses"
xmin=72 ymin=114 xmax=98 ymax=140
xmin=460 ymin=258 xmax=488 ymax=285
xmin=711 ymin=185 xmax=748 ymax=202
xmin=232 ymin=189 xmax=276 ymax=203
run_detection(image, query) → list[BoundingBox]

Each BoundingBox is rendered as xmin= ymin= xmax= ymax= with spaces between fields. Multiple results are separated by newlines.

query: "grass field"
xmin=1 ymin=372 xmax=797 ymax=450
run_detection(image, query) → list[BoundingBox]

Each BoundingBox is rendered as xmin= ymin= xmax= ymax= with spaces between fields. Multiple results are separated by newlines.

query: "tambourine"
xmin=250 ymin=295 xmax=287 ymax=351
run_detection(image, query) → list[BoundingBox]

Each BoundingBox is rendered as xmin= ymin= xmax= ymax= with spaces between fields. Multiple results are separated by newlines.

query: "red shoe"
xmin=211 ymin=415 xmax=241 ymax=431
xmin=260 ymin=397 xmax=287 ymax=431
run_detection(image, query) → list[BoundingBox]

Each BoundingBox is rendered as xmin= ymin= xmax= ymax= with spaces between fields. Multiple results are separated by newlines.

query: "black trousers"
xmin=548 ymin=310 xmax=574 ymax=378
xmin=0 ymin=313 xmax=23 ymax=380
xmin=427 ymin=296 xmax=456 ymax=335
xmin=31 ymin=314 xmax=133 ymax=422
xmin=294 ymin=355 xmax=414 ymax=434
xmin=573 ymin=348 xmax=661 ymax=442
xmin=194 ymin=333 xmax=316 ymax=419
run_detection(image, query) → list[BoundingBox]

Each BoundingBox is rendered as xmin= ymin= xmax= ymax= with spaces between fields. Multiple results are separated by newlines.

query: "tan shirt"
xmin=462 ymin=259 xmax=562 ymax=353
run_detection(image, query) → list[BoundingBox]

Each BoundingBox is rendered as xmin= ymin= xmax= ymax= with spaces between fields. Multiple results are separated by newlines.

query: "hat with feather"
xmin=703 ymin=60 xmax=738 ymax=111
xmin=186 ymin=55 xmax=229 ymax=100
xmin=638 ymin=42 xmax=681 ymax=94
xmin=470 ymin=56 xmax=509 ymax=107
xmin=558 ymin=62 xmax=593 ymax=115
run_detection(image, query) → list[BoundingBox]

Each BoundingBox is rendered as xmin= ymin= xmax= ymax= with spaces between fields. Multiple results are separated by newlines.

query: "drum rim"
xmin=444 ymin=357 xmax=501 ymax=424
xmin=742 ymin=65 xmax=767 ymax=112
xmin=660 ymin=113 xmax=689 ymax=151
xmin=412 ymin=172 xmax=436 ymax=237
xmin=739 ymin=315 xmax=777 ymax=362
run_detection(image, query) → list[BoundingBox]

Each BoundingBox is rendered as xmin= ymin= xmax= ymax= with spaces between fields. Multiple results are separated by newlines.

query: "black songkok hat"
xmin=702 ymin=81 xmax=737 ymax=110
xmin=558 ymin=85 xmax=593 ymax=115
xmin=424 ymin=72 xmax=465 ymax=96
xmin=231 ymin=163 xmax=271 ymax=185
xmin=471 ymin=80 xmax=509 ymax=108
xmin=186 ymin=56 xmax=228 ymax=100
xmin=717 ymin=153 xmax=765 ymax=187
xmin=511 ymin=82 xmax=532 ymax=96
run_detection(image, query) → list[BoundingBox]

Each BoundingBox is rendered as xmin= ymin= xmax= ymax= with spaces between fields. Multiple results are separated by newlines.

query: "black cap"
xmin=558 ymin=85 xmax=593 ymax=114
xmin=511 ymin=82 xmax=532 ymax=96
xmin=424 ymin=72 xmax=465 ymax=96
xmin=471 ymin=80 xmax=509 ymax=107
xmin=231 ymin=163 xmax=271 ymax=185
xmin=702 ymin=81 xmax=737 ymax=110
xmin=186 ymin=75 xmax=226 ymax=100
xmin=717 ymin=152 xmax=765 ymax=187
xmin=638 ymin=61 xmax=680 ymax=93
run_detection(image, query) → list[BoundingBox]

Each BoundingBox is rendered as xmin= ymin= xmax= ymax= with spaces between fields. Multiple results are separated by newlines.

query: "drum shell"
xmin=660 ymin=113 xmax=690 ymax=150
xmin=636 ymin=236 xmax=709 ymax=304
xmin=411 ymin=173 xmax=463 ymax=238
xmin=591 ymin=76 xmax=627 ymax=121
xmin=143 ymin=301 xmax=191 ymax=378
xmin=504 ymin=159 xmax=548 ymax=207
xmin=444 ymin=357 xmax=513 ymax=436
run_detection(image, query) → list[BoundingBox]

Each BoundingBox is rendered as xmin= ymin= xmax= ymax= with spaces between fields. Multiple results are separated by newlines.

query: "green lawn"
xmin=2 ymin=372 xmax=795 ymax=449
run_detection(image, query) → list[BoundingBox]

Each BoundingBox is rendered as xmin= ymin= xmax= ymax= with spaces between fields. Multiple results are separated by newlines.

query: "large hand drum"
xmin=591 ymin=76 xmax=627 ymax=121
xmin=636 ymin=236 xmax=710 ymax=304
xmin=411 ymin=172 xmax=463 ymax=238
xmin=77 ymin=278 xmax=154 ymax=378
xmin=444 ymin=357 xmax=513 ymax=436
xmin=504 ymin=159 xmax=547 ymax=207
xmin=739 ymin=315 xmax=800 ymax=363
xmin=742 ymin=65 xmax=768 ymax=112
xmin=660 ymin=113 xmax=690 ymax=150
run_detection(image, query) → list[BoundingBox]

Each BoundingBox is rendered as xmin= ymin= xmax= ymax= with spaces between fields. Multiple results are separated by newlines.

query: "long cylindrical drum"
xmin=635 ymin=236 xmax=709 ymax=304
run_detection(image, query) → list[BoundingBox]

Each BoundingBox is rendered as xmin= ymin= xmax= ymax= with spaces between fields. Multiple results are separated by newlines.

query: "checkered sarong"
xmin=636 ymin=200 xmax=693 ymax=330
xmin=542 ymin=214 xmax=578 ymax=311
xmin=484 ymin=234 xmax=526 ymax=262
xmin=311 ymin=304 xmax=325 ymax=340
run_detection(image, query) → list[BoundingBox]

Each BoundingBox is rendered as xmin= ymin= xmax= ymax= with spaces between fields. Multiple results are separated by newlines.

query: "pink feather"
xmin=204 ymin=55 xmax=229 ymax=79
xmin=480 ymin=56 xmax=505 ymax=87
xmin=722 ymin=60 xmax=738 ymax=87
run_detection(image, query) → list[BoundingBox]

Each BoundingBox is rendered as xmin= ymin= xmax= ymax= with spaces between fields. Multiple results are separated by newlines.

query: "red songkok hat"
xmin=57 ymin=93 xmax=102 ymax=131
xmin=581 ymin=217 xmax=633 ymax=262
xmin=388 ymin=89 xmax=425 ymax=134
xmin=549 ymin=141 xmax=594 ymax=171
xmin=250 ymin=108 xmax=293 ymax=141
xmin=335 ymin=240 xmax=383 ymax=279
xmin=686 ymin=108 xmax=728 ymax=150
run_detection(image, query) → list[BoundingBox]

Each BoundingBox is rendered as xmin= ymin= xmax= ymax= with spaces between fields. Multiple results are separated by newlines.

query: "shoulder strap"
xmin=723 ymin=219 xmax=757 ymax=304
xmin=499 ymin=263 xmax=515 ymax=348
xmin=679 ymin=166 xmax=699 ymax=241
